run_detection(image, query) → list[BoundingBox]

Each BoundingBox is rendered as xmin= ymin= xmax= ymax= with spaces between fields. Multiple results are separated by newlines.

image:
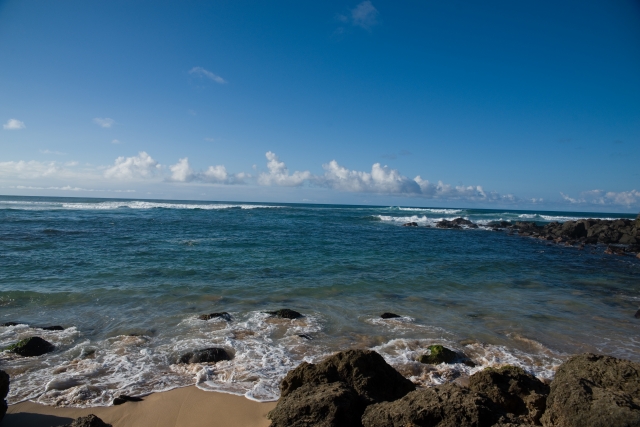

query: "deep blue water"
xmin=0 ymin=196 xmax=638 ymax=406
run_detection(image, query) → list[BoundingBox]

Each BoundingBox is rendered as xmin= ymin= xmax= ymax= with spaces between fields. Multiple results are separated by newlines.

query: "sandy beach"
xmin=4 ymin=386 xmax=276 ymax=427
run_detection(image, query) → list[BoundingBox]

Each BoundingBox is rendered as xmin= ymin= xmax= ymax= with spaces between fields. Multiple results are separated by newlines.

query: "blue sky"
xmin=1 ymin=0 xmax=639 ymax=211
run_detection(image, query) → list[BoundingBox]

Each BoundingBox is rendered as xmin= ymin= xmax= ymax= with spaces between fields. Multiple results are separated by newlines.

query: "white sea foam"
xmin=396 ymin=208 xmax=463 ymax=214
xmin=517 ymin=213 xmax=620 ymax=222
xmin=0 ymin=200 xmax=282 ymax=210
xmin=375 ymin=215 xmax=446 ymax=226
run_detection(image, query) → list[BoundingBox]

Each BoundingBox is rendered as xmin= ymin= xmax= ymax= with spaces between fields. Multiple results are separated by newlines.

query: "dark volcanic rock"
xmin=197 ymin=312 xmax=232 ymax=321
xmin=280 ymin=349 xmax=415 ymax=404
xmin=361 ymin=384 xmax=497 ymax=427
xmin=39 ymin=325 xmax=65 ymax=331
xmin=178 ymin=347 xmax=231 ymax=364
xmin=267 ymin=309 xmax=303 ymax=319
xmin=436 ymin=218 xmax=478 ymax=229
xmin=0 ymin=370 xmax=8 ymax=423
xmin=59 ymin=414 xmax=112 ymax=427
xmin=268 ymin=382 xmax=364 ymax=427
xmin=417 ymin=345 xmax=457 ymax=365
xmin=6 ymin=336 xmax=54 ymax=357
xmin=402 ymin=222 xmax=418 ymax=227
xmin=541 ymin=353 xmax=640 ymax=427
xmin=635 ymin=309 xmax=640 ymax=319
xmin=469 ymin=366 xmax=549 ymax=425
xmin=112 ymin=394 xmax=143 ymax=405
xmin=1 ymin=322 xmax=21 ymax=327
xmin=380 ymin=312 xmax=401 ymax=319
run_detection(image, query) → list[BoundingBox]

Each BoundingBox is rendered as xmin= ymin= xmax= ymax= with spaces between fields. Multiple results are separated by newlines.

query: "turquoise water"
xmin=0 ymin=196 xmax=639 ymax=406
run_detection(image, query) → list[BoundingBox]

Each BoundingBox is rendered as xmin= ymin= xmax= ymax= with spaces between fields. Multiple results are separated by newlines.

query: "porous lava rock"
xmin=267 ymin=309 xmax=303 ymax=319
xmin=541 ymin=353 xmax=640 ymax=427
xmin=197 ymin=312 xmax=232 ymax=321
xmin=268 ymin=382 xmax=364 ymax=427
xmin=6 ymin=336 xmax=55 ymax=357
xmin=436 ymin=218 xmax=478 ymax=229
xmin=361 ymin=384 xmax=497 ymax=427
xmin=178 ymin=347 xmax=231 ymax=364
xmin=59 ymin=414 xmax=112 ymax=427
xmin=380 ymin=312 xmax=401 ymax=319
xmin=280 ymin=349 xmax=415 ymax=404
xmin=417 ymin=345 xmax=457 ymax=365
xmin=0 ymin=370 xmax=9 ymax=422
xmin=469 ymin=365 xmax=549 ymax=425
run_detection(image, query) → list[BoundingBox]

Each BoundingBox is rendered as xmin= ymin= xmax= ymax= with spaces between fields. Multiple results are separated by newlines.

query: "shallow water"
xmin=0 ymin=196 xmax=638 ymax=406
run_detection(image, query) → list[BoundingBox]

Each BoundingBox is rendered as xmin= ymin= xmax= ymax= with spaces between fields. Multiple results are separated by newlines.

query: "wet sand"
xmin=4 ymin=386 xmax=276 ymax=427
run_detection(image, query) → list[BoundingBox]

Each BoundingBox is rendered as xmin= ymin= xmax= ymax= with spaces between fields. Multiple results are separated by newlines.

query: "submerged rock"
xmin=541 ymin=353 xmax=640 ymax=427
xmin=362 ymin=384 xmax=497 ymax=427
xmin=267 ymin=309 xmax=303 ymax=319
xmin=380 ymin=312 xmax=401 ymax=319
xmin=39 ymin=325 xmax=65 ymax=331
xmin=0 ymin=322 xmax=21 ymax=327
xmin=402 ymin=222 xmax=418 ymax=227
xmin=417 ymin=345 xmax=457 ymax=365
xmin=59 ymin=414 xmax=112 ymax=427
xmin=280 ymin=349 xmax=415 ymax=405
xmin=178 ymin=347 xmax=231 ymax=364
xmin=0 ymin=370 xmax=8 ymax=423
xmin=112 ymin=395 xmax=144 ymax=405
xmin=197 ymin=312 xmax=232 ymax=321
xmin=469 ymin=365 xmax=549 ymax=425
xmin=268 ymin=382 xmax=364 ymax=427
xmin=635 ymin=309 xmax=640 ymax=319
xmin=5 ymin=336 xmax=54 ymax=357
xmin=436 ymin=218 xmax=478 ymax=229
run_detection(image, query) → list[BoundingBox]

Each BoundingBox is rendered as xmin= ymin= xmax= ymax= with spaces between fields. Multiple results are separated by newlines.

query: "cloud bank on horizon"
xmin=0 ymin=151 xmax=638 ymax=209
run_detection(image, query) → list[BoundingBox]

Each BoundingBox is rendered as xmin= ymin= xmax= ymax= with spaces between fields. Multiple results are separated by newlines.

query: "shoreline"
xmin=4 ymin=386 xmax=276 ymax=427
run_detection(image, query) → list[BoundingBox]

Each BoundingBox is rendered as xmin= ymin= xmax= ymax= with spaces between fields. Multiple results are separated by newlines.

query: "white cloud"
xmin=168 ymin=157 xmax=247 ymax=184
xmin=351 ymin=1 xmax=379 ymax=29
xmin=4 ymin=185 xmax=135 ymax=193
xmin=3 ymin=119 xmax=25 ymax=130
xmin=561 ymin=189 xmax=640 ymax=207
xmin=321 ymin=160 xmax=420 ymax=194
xmin=111 ymin=139 xmax=121 ymax=144
xmin=258 ymin=152 xmax=312 ymax=186
xmin=40 ymin=149 xmax=66 ymax=155
xmin=93 ymin=118 xmax=115 ymax=128
xmin=189 ymin=67 xmax=227 ymax=84
xmin=104 ymin=152 xmax=161 ymax=180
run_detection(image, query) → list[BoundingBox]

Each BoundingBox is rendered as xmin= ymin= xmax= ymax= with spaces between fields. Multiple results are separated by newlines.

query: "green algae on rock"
xmin=417 ymin=345 xmax=457 ymax=364
xmin=5 ymin=336 xmax=54 ymax=357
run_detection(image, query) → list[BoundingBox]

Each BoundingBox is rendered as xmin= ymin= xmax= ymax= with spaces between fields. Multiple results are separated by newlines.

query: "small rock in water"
xmin=297 ymin=333 xmax=313 ymax=340
xmin=5 ymin=336 xmax=55 ymax=357
xmin=267 ymin=309 xmax=302 ymax=319
xmin=402 ymin=222 xmax=418 ymax=227
xmin=1 ymin=322 xmax=22 ymax=327
xmin=61 ymin=414 xmax=112 ymax=427
xmin=178 ymin=347 xmax=232 ymax=364
xmin=39 ymin=325 xmax=65 ymax=331
xmin=197 ymin=312 xmax=232 ymax=321
xmin=417 ymin=344 xmax=457 ymax=364
xmin=635 ymin=309 xmax=640 ymax=319
xmin=380 ymin=312 xmax=401 ymax=319
xmin=112 ymin=395 xmax=143 ymax=405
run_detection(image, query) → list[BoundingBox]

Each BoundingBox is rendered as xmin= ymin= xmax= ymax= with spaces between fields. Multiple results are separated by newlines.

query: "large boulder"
xmin=0 ymin=370 xmax=8 ymax=422
xmin=361 ymin=384 xmax=497 ymax=427
xmin=469 ymin=366 xmax=549 ymax=425
xmin=5 ymin=336 xmax=54 ymax=356
xmin=268 ymin=382 xmax=364 ymax=427
xmin=178 ymin=347 xmax=231 ymax=364
xmin=267 ymin=309 xmax=303 ymax=319
xmin=541 ymin=353 xmax=640 ymax=427
xmin=59 ymin=414 xmax=112 ymax=427
xmin=417 ymin=345 xmax=457 ymax=365
xmin=280 ymin=349 xmax=415 ymax=404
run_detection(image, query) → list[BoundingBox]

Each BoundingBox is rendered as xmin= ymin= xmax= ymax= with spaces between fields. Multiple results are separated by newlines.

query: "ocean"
xmin=0 ymin=195 xmax=638 ymax=407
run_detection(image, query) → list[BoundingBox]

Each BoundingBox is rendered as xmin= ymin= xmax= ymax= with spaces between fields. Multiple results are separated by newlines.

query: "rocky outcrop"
xmin=417 ymin=345 xmax=458 ymax=365
xmin=267 ymin=309 xmax=303 ymax=319
xmin=541 ymin=353 xmax=640 ymax=427
xmin=403 ymin=222 xmax=418 ymax=227
xmin=5 ymin=336 xmax=55 ymax=356
xmin=469 ymin=366 xmax=549 ymax=425
xmin=436 ymin=218 xmax=478 ymax=229
xmin=178 ymin=347 xmax=231 ymax=364
xmin=380 ymin=313 xmax=401 ymax=319
xmin=279 ymin=349 xmax=415 ymax=404
xmin=39 ymin=325 xmax=65 ymax=331
xmin=197 ymin=312 xmax=232 ymax=321
xmin=59 ymin=414 xmax=112 ymax=427
xmin=269 ymin=382 xmax=364 ymax=427
xmin=0 ymin=370 xmax=8 ymax=422
xmin=362 ymin=384 xmax=497 ymax=427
